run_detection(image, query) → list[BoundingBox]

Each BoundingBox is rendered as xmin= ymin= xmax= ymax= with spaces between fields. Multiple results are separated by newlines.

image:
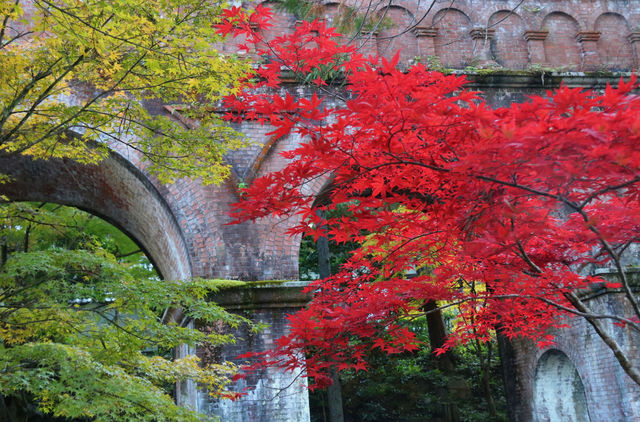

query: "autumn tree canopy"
xmin=219 ymin=8 xmax=640 ymax=387
xmin=0 ymin=0 xmax=251 ymax=185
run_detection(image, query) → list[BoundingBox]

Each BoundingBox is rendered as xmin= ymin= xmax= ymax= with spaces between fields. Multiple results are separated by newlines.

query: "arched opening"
xmin=534 ymin=350 xmax=591 ymax=422
xmin=0 ymin=152 xmax=191 ymax=281
xmin=0 ymin=201 xmax=167 ymax=420
xmin=0 ymin=153 xmax=220 ymax=416
xmin=488 ymin=10 xmax=528 ymax=69
xmin=541 ymin=12 xmax=581 ymax=68
xmin=595 ymin=13 xmax=633 ymax=71
xmin=375 ymin=6 xmax=417 ymax=66
xmin=433 ymin=8 xmax=473 ymax=68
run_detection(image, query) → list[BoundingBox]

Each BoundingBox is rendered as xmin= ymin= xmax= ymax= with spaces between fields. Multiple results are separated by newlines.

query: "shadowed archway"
xmin=534 ymin=350 xmax=590 ymax=422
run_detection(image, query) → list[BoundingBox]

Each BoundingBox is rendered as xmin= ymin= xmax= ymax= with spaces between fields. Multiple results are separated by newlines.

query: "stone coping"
xmin=208 ymin=272 xmax=639 ymax=308
xmin=578 ymin=268 xmax=640 ymax=300
xmin=458 ymin=70 xmax=636 ymax=89
xmin=210 ymin=280 xmax=312 ymax=310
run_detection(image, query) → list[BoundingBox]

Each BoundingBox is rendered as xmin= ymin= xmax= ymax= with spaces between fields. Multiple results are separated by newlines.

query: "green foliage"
xmin=0 ymin=0 xmax=252 ymax=185
xmin=311 ymin=317 xmax=508 ymax=422
xmin=0 ymin=203 xmax=248 ymax=421
xmin=274 ymin=0 xmax=324 ymax=22
xmin=299 ymin=234 xmax=357 ymax=281
xmin=299 ymin=204 xmax=359 ymax=280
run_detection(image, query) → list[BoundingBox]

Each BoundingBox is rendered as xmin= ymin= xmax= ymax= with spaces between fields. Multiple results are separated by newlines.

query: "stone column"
xmin=629 ymin=31 xmax=640 ymax=69
xmin=524 ymin=30 xmax=548 ymax=67
xmin=470 ymin=28 xmax=498 ymax=67
xmin=176 ymin=334 xmax=199 ymax=410
xmin=413 ymin=26 xmax=438 ymax=62
xmin=247 ymin=21 xmax=260 ymax=60
xmin=576 ymin=31 xmax=601 ymax=70
xmin=200 ymin=281 xmax=312 ymax=422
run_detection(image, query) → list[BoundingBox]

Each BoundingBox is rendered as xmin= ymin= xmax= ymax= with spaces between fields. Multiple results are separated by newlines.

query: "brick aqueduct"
xmin=2 ymin=0 xmax=640 ymax=421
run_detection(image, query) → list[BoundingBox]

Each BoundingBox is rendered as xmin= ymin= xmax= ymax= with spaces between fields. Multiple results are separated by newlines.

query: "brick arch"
xmin=432 ymin=8 xmax=473 ymax=68
xmin=375 ymin=6 xmax=417 ymax=65
xmin=541 ymin=12 xmax=581 ymax=68
xmin=322 ymin=1 xmax=342 ymax=22
xmin=321 ymin=2 xmax=352 ymax=45
xmin=595 ymin=13 xmax=634 ymax=71
xmin=468 ymin=2 xmax=517 ymax=26
xmin=217 ymin=126 xmax=324 ymax=281
xmin=0 ymin=152 xmax=192 ymax=281
xmin=533 ymin=349 xmax=591 ymax=422
xmin=488 ymin=10 xmax=528 ymax=69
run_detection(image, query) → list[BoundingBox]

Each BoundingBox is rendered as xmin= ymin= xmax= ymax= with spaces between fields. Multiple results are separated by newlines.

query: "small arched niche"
xmin=534 ymin=349 xmax=591 ymax=422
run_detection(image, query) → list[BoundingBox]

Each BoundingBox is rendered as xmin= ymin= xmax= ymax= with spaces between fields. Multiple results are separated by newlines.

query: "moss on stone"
xmin=245 ymin=280 xmax=292 ymax=286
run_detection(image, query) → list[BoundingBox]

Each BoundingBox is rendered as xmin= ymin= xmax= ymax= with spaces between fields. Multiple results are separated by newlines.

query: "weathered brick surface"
xmin=377 ymin=6 xmax=419 ymax=64
xmin=595 ymin=13 xmax=635 ymax=71
xmin=198 ymin=282 xmax=311 ymax=422
xmin=489 ymin=11 xmax=529 ymax=69
xmin=434 ymin=8 xmax=474 ymax=68
xmin=507 ymin=275 xmax=640 ymax=422
xmin=543 ymin=12 xmax=582 ymax=68
xmin=240 ymin=0 xmax=640 ymax=71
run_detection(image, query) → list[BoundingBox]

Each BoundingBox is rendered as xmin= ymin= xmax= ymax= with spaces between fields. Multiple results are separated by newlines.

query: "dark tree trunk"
xmin=316 ymin=210 xmax=344 ymax=422
xmin=496 ymin=328 xmax=521 ymax=422
xmin=424 ymin=300 xmax=455 ymax=371
xmin=480 ymin=340 xmax=498 ymax=417
xmin=1 ymin=238 xmax=7 ymax=267
xmin=0 ymin=396 xmax=16 ymax=422
xmin=423 ymin=300 xmax=466 ymax=422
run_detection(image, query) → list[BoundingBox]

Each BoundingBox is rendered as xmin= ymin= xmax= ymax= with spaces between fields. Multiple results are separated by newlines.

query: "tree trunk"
xmin=326 ymin=367 xmax=344 ymax=422
xmin=479 ymin=341 xmax=498 ymax=417
xmin=424 ymin=300 xmax=454 ymax=371
xmin=423 ymin=300 xmax=464 ymax=422
xmin=317 ymin=210 xmax=345 ymax=422
xmin=1 ymin=238 xmax=7 ymax=267
xmin=496 ymin=328 xmax=522 ymax=422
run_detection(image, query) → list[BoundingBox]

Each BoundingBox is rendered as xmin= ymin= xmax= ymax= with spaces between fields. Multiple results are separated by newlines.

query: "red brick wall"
xmin=244 ymin=0 xmax=640 ymax=71
xmin=489 ymin=11 xmax=529 ymax=69
xmin=596 ymin=13 xmax=634 ymax=71
xmin=542 ymin=12 xmax=582 ymax=68
xmin=376 ymin=6 xmax=418 ymax=65
xmin=434 ymin=8 xmax=474 ymax=68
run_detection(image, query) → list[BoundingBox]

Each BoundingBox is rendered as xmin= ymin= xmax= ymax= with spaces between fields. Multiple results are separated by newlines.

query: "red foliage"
xmin=218 ymin=8 xmax=640 ymax=386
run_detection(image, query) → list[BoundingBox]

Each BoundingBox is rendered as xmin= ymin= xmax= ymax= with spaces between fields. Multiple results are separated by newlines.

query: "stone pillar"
xmin=524 ymin=30 xmax=548 ymax=67
xmin=470 ymin=28 xmax=498 ymax=67
xmin=176 ymin=333 xmax=199 ymax=410
xmin=199 ymin=281 xmax=312 ymax=422
xmin=629 ymin=31 xmax=640 ymax=69
xmin=247 ymin=21 xmax=260 ymax=60
xmin=576 ymin=31 xmax=601 ymax=70
xmin=413 ymin=26 xmax=438 ymax=61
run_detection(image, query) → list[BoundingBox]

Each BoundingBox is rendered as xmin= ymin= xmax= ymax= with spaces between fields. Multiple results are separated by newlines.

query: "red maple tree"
xmin=217 ymin=8 xmax=640 ymax=387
